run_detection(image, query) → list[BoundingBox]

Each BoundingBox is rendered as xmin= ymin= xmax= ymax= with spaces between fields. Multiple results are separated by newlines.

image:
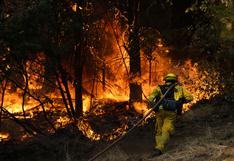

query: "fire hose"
xmin=88 ymin=83 xmax=176 ymax=161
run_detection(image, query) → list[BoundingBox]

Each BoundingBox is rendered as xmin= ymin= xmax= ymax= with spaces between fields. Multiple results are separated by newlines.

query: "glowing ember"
xmin=133 ymin=102 xmax=148 ymax=114
xmin=83 ymin=96 xmax=91 ymax=113
xmin=0 ymin=132 xmax=10 ymax=141
xmin=20 ymin=133 xmax=32 ymax=141
xmin=72 ymin=3 xmax=77 ymax=12
xmin=55 ymin=116 xmax=71 ymax=129
xmin=78 ymin=119 xmax=101 ymax=141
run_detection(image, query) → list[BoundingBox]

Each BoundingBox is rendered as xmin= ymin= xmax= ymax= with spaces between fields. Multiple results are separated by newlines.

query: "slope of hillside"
xmin=0 ymin=101 xmax=233 ymax=161
xmin=93 ymin=102 xmax=234 ymax=161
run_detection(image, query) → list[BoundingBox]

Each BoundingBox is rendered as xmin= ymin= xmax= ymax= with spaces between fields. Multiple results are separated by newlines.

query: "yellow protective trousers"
xmin=155 ymin=109 xmax=177 ymax=152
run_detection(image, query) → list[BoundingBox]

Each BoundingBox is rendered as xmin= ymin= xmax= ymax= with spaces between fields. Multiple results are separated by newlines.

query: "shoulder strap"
xmin=159 ymin=84 xmax=175 ymax=100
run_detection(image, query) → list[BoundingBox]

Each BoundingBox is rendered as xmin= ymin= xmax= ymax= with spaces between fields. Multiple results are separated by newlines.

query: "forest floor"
xmin=0 ymin=100 xmax=234 ymax=161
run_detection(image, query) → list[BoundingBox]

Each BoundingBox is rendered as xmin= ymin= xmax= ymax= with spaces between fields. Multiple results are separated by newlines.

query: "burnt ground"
xmin=0 ymin=101 xmax=234 ymax=161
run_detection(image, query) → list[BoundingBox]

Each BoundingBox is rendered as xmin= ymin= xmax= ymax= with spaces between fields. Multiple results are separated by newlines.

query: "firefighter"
xmin=148 ymin=73 xmax=193 ymax=157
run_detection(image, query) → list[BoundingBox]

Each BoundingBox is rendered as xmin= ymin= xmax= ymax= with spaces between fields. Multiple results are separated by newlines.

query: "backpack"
xmin=159 ymin=84 xmax=180 ymax=111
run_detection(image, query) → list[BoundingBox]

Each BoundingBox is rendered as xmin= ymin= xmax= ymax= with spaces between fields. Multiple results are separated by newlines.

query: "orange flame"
xmin=0 ymin=132 xmax=10 ymax=141
xmin=0 ymin=24 xmax=223 ymax=141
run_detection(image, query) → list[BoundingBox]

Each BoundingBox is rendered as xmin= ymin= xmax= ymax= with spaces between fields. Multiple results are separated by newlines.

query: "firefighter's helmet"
xmin=164 ymin=73 xmax=177 ymax=82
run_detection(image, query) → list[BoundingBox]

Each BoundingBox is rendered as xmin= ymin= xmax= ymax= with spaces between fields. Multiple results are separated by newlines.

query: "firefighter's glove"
xmin=143 ymin=109 xmax=155 ymax=123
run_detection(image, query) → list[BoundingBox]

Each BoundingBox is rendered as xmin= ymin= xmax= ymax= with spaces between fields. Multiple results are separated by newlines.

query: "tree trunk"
xmin=129 ymin=28 xmax=142 ymax=101
xmin=73 ymin=0 xmax=84 ymax=117
xmin=149 ymin=59 xmax=152 ymax=85
xmin=128 ymin=0 xmax=142 ymax=102
xmin=74 ymin=65 xmax=83 ymax=117
xmin=102 ymin=61 xmax=106 ymax=92
xmin=0 ymin=80 xmax=8 ymax=127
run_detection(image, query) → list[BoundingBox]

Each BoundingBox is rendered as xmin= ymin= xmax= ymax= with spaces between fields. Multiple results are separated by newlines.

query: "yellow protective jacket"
xmin=148 ymin=83 xmax=193 ymax=113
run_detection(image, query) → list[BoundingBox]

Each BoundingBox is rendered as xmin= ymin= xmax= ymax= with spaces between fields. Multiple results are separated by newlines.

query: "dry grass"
xmin=155 ymin=139 xmax=232 ymax=161
xmin=94 ymin=146 xmax=129 ymax=161
xmin=92 ymin=103 xmax=234 ymax=161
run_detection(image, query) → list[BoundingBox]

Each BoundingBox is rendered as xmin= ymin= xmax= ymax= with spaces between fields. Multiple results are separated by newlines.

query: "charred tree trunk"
xmin=102 ymin=61 xmax=106 ymax=92
xmin=73 ymin=0 xmax=85 ymax=117
xmin=129 ymin=28 xmax=142 ymax=101
xmin=0 ymin=0 xmax=3 ymax=19
xmin=128 ymin=0 xmax=142 ymax=102
xmin=74 ymin=64 xmax=83 ymax=117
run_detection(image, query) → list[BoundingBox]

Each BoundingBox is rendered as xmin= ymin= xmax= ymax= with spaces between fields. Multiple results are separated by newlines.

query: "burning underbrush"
xmin=0 ymin=25 xmax=225 ymax=143
xmin=0 ymin=54 xmax=224 ymax=143
xmin=78 ymin=101 xmax=131 ymax=141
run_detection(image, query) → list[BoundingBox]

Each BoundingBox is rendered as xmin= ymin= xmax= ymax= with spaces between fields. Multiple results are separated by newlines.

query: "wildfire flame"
xmin=0 ymin=22 xmax=223 ymax=141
